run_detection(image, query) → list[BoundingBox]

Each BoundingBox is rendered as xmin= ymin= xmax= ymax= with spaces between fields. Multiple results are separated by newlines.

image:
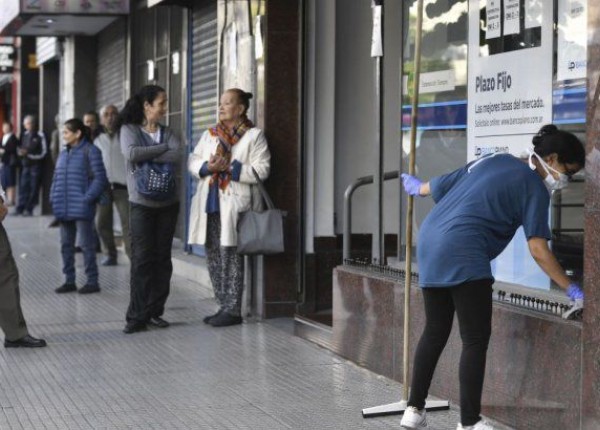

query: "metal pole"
xmin=372 ymin=0 xmax=385 ymax=265
xmin=402 ymin=0 xmax=423 ymax=403
xmin=363 ymin=0 xmax=450 ymax=417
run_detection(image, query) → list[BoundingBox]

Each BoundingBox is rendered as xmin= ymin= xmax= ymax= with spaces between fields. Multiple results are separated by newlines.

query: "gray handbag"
xmin=236 ymin=168 xmax=285 ymax=255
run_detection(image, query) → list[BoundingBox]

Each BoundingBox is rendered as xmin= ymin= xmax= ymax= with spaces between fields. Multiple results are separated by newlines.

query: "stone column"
xmin=583 ymin=4 xmax=600 ymax=428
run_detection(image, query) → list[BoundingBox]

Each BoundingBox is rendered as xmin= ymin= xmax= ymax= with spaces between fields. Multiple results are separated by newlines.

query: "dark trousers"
xmin=17 ymin=164 xmax=42 ymax=214
xmin=408 ymin=279 xmax=493 ymax=427
xmin=0 ymin=223 xmax=29 ymax=341
xmin=126 ymin=202 xmax=179 ymax=324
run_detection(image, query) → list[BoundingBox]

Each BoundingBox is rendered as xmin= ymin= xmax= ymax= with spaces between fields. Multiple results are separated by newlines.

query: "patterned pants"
xmin=206 ymin=213 xmax=244 ymax=316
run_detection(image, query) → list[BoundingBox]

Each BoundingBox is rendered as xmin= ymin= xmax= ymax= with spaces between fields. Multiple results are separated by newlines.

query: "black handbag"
xmin=134 ymin=127 xmax=176 ymax=202
xmin=236 ymin=168 xmax=285 ymax=255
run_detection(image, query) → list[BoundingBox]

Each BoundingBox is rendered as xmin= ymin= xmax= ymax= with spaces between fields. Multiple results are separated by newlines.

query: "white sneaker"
xmin=401 ymin=406 xmax=427 ymax=429
xmin=457 ymin=419 xmax=494 ymax=430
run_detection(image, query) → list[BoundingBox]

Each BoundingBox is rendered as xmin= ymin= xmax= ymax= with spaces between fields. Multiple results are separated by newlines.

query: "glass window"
xmin=400 ymin=0 xmax=586 ymax=298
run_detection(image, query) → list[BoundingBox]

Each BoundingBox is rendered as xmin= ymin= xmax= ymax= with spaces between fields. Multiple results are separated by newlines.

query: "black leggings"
xmin=408 ymin=279 xmax=493 ymax=427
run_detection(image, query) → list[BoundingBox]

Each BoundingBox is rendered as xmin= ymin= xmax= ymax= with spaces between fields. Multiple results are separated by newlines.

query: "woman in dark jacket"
xmin=0 ymin=121 xmax=19 ymax=206
xmin=119 ymin=85 xmax=182 ymax=334
xmin=50 ymin=119 xmax=108 ymax=294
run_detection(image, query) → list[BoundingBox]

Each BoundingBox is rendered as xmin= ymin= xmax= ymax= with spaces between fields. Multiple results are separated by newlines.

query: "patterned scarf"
xmin=208 ymin=118 xmax=254 ymax=191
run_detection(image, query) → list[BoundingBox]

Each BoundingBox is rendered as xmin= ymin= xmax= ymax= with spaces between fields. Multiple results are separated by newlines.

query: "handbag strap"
xmin=251 ymin=167 xmax=275 ymax=210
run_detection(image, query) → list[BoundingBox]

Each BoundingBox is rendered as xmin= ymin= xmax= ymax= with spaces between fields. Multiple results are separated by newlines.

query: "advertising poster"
xmin=468 ymin=0 xmax=554 ymax=290
xmin=557 ymin=0 xmax=587 ymax=81
xmin=468 ymin=0 xmax=553 ymax=160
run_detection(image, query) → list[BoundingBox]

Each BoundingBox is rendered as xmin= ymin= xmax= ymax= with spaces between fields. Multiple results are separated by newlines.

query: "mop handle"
xmin=403 ymin=0 xmax=424 ymax=403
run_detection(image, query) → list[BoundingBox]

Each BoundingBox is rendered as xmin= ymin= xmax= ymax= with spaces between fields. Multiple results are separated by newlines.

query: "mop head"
xmin=562 ymin=299 xmax=583 ymax=320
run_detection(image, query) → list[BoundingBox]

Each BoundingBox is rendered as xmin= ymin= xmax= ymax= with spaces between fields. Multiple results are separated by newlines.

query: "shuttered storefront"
xmin=186 ymin=0 xmax=218 ymax=255
xmin=96 ymin=18 xmax=127 ymax=110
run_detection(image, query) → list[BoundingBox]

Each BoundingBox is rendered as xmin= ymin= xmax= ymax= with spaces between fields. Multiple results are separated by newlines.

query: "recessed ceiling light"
xmin=46 ymin=19 xmax=55 ymax=24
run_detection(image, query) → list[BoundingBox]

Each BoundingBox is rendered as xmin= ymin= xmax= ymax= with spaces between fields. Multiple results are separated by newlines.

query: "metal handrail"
xmin=343 ymin=170 xmax=400 ymax=261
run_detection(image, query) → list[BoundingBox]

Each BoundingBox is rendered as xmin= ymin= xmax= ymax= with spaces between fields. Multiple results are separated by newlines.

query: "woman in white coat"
xmin=188 ymin=88 xmax=270 ymax=327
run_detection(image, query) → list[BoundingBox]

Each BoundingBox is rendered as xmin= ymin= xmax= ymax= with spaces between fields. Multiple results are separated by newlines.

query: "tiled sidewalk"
xmin=0 ymin=214 xmax=511 ymax=429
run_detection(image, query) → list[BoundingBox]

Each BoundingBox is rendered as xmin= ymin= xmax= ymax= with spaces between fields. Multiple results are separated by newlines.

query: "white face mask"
xmin=528 ymin=149 xmax=569 ymax=191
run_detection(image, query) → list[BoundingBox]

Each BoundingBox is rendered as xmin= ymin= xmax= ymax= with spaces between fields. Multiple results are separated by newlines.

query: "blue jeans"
xmin=60 ymin=220 xmax=99 ymax=286
xmin=17 ymin=164 xmax=42 ymax=214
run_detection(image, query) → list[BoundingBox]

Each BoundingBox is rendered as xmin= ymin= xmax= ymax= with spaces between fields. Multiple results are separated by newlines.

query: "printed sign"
xmin=467 ymin=0 xmax=553 ymax=160
xmin=503 ymin=0 xmax=520 ymax=36
xmin=402 ymin=70 xmax=456 ymax=95
xmin=557 ymin=0 xmax=587 ymax=81
xmin=486 ymin=0 xmax=501 ymax=39
xmin=0 ymin=44 xmax=15 ymax=73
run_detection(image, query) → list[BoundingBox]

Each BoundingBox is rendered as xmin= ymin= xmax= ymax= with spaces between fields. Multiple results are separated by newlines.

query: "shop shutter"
xmin=186 ymin=1 xmax=218 ymax=255
xmin=96 ymin=18 xmax=127 ymax=110
xmin=191 ymin=2 xmax=218 ymax=145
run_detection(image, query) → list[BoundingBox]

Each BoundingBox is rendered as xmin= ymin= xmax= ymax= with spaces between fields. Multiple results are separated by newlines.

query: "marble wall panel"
xmin=332 ymin=267 xmax=582 ymax=429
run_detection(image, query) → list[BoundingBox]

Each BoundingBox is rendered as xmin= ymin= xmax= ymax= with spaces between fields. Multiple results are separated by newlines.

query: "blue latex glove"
xmin=401 ymin=173 xmax=423 ymax=197
xmin=566 ymin=283 xmax=584 ymax=301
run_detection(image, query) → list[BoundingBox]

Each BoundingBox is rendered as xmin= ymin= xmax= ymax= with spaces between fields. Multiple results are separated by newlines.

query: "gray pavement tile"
xmin=0 ymin=215 xmax=513 ymax=430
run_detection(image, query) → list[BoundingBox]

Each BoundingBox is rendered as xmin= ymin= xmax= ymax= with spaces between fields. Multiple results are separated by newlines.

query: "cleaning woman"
xmin=400 ymin=124 xmax=585 ymax=430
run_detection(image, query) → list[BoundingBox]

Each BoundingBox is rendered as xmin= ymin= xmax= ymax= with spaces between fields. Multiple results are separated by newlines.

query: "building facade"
xmin=2 ymin=1 xmax=600 ymax=428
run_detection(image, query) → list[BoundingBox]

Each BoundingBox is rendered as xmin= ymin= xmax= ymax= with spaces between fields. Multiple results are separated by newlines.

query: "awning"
xmin=0 ymin=0 xmax=130 ymax=36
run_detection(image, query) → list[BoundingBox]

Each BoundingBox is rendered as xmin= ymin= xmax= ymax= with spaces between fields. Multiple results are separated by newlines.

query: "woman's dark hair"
xmin=118 ymin=85 xmax=166 ymax=126
xmin=226 ymin=88 xmax=253 ymax=116
xmin=532 ymin=124 xmax=585 ymax=167
xmin=63 ymin=118 xmax=91 ymax=142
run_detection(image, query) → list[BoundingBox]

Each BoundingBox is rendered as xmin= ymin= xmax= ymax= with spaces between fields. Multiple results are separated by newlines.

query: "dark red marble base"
xmin=332 ymin=266 xmax=582 ymax=429
xmin=584 ymin=4 xmax=600 ymax=429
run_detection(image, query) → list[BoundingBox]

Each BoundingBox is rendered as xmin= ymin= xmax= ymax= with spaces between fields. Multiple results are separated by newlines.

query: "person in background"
xmin=16 ymin=115 xmax=47 ymax=216
xmin=188 ymin=88 xmax=270 ymax=327
xmin=0 ymin=121 xmax=19 ymax=206
xmin=399 ymin=124 xmax=586 ymax=430
xmin=48 ymin=114 xmax=62 ymax=228
xmin=50 ymin=119 xmax=108 ymax=295
xmin=94 ymin=105 xmax=131 ymax=266
xmin=0 ymin=184 xmax=47 ymax=347
xmin=83 ymin=111 xmax=103 ymax=141
xmin=77 ymin=110 xmax=102 ymax=250
xmin=119 ymin=85 xmax=183 ymax=334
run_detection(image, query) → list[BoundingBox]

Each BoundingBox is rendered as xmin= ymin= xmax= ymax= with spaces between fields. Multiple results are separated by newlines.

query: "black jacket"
xmin=1 ymin=134 xmax=19 ymax=166
xmin=19 ymin=130 xmax=47 ymax=166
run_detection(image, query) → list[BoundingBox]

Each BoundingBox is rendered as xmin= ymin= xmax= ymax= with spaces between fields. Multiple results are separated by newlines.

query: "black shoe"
xmin=47 ymin=218 xmax=60 ymax=228
xmin=75 ymin=246 xmax=83 ymax=253
xmin=209 ymin=312 xmax=243 ymax=327
xmin=148 ymin=317 xmax=170 ymax=328
xmin=123 ymin=322 xmax=147 ymax=334
xmin=101 ymin=256 xmax=117 ymax=266
xmin=55 ymin=283 xmax=77 ymax=293
xmin=5 ymin=334 xmax=47 ymax=348
xmin=78 ymin=284 xmax=100 ymax=294
xmin=203 ymin=309 xmax=223 ymax=324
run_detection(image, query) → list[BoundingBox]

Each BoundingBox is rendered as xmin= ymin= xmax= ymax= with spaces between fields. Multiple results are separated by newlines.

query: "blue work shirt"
xmin=417 ymin=154 xmax=551 ymax=288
